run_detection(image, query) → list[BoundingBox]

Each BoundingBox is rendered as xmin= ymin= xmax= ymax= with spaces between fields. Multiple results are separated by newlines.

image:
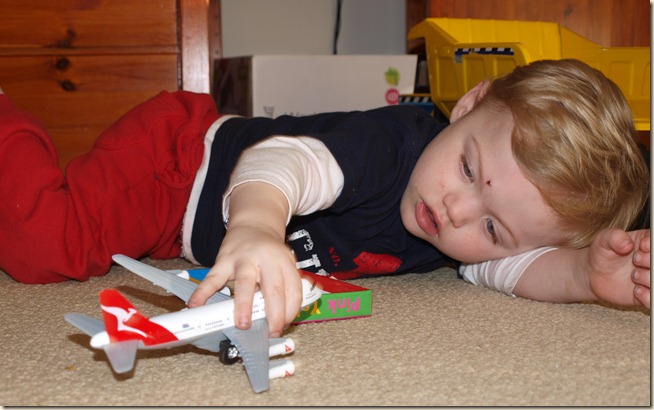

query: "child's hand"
xmin=585 ymin=228 xmax=650 ymax=309
xmin=189 ymin=224 xmax=301 ymax=337
xmin=187 ymin=182 xmax=301 ymax=337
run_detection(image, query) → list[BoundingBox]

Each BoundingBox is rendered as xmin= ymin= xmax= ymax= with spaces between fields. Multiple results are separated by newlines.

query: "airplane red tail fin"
xmin=99 ymin=289 xmax=177 ymax=345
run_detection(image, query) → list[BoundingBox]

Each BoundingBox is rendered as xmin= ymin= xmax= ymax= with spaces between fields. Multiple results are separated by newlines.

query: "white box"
xmin=213 ymin=55 xmax=417 ymax=118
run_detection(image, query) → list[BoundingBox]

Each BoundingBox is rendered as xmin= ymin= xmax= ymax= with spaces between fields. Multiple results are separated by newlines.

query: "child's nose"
xmin=443 ymin=191 xmax=482 ymax=228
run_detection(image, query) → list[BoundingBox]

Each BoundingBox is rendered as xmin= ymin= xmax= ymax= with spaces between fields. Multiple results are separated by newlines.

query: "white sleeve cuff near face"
xmin=458 ymin=246 xmax=557 ymax=296
xmin=222 ymin=135 xmax=344 ymax=226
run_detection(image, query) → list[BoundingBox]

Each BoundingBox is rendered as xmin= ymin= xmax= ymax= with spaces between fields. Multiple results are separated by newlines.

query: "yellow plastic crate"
xmin=408 ymin=18 xmax=650 ymax=131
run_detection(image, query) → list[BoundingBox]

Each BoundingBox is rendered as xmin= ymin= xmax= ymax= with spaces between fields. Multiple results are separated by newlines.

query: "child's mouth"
xmin=416 ymin=200 xmax=440 ymax=236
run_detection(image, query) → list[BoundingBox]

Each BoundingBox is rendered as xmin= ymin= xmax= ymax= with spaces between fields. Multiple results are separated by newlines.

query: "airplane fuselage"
xmin=91 ymin=291 xmax=267 ymax=350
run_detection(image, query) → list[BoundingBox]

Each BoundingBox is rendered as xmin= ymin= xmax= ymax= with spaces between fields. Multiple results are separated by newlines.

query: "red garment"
xmin=0 ymin=91 xmax=219 ymax=283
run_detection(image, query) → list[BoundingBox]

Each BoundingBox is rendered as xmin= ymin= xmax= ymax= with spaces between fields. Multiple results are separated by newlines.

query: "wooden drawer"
xmin=0 ymin=0 xmax=177 ymax=49
xmin=0 ymin=54 xmax=179 ymax=164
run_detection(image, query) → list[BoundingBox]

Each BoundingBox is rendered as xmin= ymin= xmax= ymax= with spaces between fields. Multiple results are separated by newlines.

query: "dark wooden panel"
xmin=407 ymin=0 xmax=428 ymax=53
xmin=0 ymin=0 xmax=178 ymax=49
xmin=426 ymin=0 xmax=650 ymax=46
xmin=180 ymin=0 xmax=211 ymax=92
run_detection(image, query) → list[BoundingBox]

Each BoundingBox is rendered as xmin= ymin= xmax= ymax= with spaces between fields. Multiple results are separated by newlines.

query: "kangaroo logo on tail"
xmin=99 ymin=289 xmax=177 ymax=346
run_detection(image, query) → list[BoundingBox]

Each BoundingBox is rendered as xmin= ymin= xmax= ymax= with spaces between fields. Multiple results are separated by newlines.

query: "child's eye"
xmin=486 ymin=218 xmax=498 ymax=244
xmin=461 ymin=155 xmax=474 ymax=181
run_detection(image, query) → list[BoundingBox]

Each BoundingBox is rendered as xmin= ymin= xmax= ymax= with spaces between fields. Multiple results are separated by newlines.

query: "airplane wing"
xmin=112 ymin=254 xmax=230 ymax=305
xmin=223 ymin=318 xmax=270 ymax=393
xmin=64 ymin=313 xmax=105 ymax=336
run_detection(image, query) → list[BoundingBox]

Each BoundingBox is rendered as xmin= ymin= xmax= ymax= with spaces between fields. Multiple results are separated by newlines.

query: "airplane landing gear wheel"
xmin=219 ymin=340 xmax=240 ymax=365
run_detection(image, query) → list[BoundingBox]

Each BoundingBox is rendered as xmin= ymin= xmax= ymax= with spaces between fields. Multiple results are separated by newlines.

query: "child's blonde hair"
xmin=480 ymin=59 xmax=648 ymax=248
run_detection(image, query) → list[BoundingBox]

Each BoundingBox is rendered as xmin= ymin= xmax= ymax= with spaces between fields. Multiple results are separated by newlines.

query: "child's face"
xmin=400 ymin=104 xmax=566 ymax=263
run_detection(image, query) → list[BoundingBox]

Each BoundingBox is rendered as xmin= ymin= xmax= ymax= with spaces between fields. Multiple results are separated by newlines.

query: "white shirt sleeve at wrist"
xmin=459 ymin=247 xmax=557 ymax=296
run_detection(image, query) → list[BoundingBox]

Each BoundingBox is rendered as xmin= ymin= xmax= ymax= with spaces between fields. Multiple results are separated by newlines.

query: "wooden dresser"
xmin=0 ymin=0 xmax=214 ymax=166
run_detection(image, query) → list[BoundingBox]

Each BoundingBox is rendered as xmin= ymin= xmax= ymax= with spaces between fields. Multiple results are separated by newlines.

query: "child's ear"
xmin=450 ymin=80 xmax=491 ymax=122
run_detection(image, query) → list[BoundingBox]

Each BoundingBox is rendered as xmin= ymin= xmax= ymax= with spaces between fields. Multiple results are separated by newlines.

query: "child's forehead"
xmin=466 ymin=101 xmax=515 ymax=140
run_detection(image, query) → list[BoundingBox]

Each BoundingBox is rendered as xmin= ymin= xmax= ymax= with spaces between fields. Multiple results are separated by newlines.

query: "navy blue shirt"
xmin=190 ymin=105 xmax=454 ymax=279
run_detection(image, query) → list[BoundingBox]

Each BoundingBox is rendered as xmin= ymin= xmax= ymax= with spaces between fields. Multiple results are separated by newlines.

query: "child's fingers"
xmin=232 ymin=267 xmax=259 ymax=330
xmin=632 ymin=268 xmax=650 ymax=309
xmin=597 ymin=228 xmax=633 ymax=256
xmin=632 ymin=268 xmax=650 ymax=288
xmin=259 ymin=259 xmax=301 ymax=337
xmin=259 ymin=275 xmax=287 ymax=338
xmin=634 ymin=249 xmax=650 ymax=269
xmin=640 ymin=233 xmax=650 ymax=251
xmin=633 ymin=232 xmax=650 ymax=269
xmin=187 ymin=264 xmax=232 ymax=308
xmin=282 ymin=268 xmax=303 ymax=328
xmin=634 ymin=284 xmax=650 ymax=309
xmin=592 ymin=229 xmax=634 ymax=256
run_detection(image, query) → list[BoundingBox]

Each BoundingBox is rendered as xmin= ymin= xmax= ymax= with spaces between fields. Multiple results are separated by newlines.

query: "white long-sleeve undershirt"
xmin=222 ymin=135 xmax=344 ymax=226
xmin=458 ymin=246 xmax=557 ymax=296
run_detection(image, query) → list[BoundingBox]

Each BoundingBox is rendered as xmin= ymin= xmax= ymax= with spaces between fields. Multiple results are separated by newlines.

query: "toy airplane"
xmin=64 ymin=254 xmax=322 ymax=393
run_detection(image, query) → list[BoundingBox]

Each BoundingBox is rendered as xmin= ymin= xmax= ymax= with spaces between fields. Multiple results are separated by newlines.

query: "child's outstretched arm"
xmin=513 ymin=228 xmax=650 ymax=309
xmin=187 ymin=135 xmax=344 ymax=337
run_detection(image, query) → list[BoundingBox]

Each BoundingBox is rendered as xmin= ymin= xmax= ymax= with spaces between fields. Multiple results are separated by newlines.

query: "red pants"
xmin=0 ymin=91 xmax=220 ymax=283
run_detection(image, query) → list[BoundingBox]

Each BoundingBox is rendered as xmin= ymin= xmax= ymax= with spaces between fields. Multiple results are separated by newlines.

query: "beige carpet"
xmin=0 ymin=257 xmax=650 ymax=406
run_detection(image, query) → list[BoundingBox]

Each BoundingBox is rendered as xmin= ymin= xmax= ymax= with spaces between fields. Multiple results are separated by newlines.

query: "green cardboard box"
xmin=293 ymin=271 xmax=372 ymax=324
